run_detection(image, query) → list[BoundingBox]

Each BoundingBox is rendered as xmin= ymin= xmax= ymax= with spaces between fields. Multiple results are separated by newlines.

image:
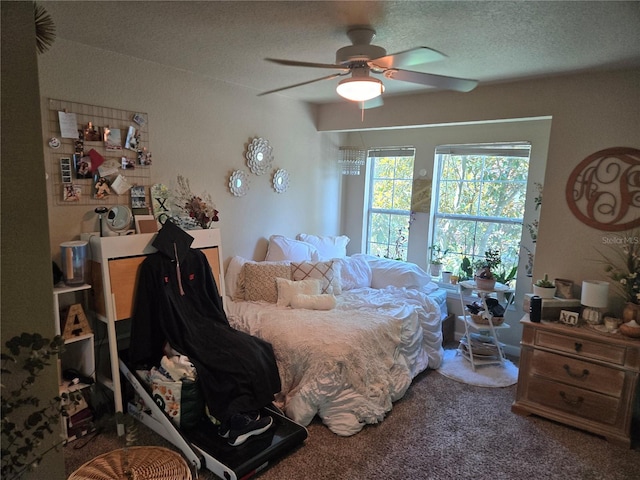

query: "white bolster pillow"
xmin=290 ymin=293 xmax=336 ymax=310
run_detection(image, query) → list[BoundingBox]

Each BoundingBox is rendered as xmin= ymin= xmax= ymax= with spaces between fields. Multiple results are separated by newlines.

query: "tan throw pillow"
xmin=290 ymin=261 xmax=341 ymax=294
xmin=243 ymin=263 xmax=291 ymax=303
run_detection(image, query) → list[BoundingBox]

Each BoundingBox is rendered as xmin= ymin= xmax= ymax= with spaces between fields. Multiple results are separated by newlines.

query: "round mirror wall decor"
xmin=272 ymin=169 xmax=290 ymax=193
xmin=229 ymin=170 xmax=250 ymax=197
xmin=246 ymin=137 xmax=273 ymax=175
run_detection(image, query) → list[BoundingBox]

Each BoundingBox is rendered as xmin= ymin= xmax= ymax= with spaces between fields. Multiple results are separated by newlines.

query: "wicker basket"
xmin=67 ymin=446 xmax=192 ymax=480
xmin=469 ymin=312 xmax=505 ymax=326
xmin=619 ymin=322 xmax=640 ymax=338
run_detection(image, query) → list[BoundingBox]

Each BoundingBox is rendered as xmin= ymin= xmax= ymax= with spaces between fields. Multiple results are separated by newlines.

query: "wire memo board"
xmin=46 ymin=98 xmax=153 ymax=208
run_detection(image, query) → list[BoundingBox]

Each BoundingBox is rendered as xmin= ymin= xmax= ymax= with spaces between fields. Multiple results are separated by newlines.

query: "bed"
xmin=223 ymin=234 xmax=446 ymax=436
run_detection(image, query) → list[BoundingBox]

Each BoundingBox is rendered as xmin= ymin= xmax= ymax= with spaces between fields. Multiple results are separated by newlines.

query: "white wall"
xmin=38 ymin=38 xmax=345 ymax=266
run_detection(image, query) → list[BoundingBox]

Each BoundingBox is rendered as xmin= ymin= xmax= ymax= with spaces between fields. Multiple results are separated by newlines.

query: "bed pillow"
xmin=225 ymin=256 xmax=290 ymax=300
xmin=243 ymin=262 xmax=292 ymax=303
xmin=333 ymin=256 xmax=372 ymax=290
xmin=265 ymin=235 xmax=320 ymax=262
xmin=291 ymin=260 xmax=341 ymax=295
xmin=290 ymin=293 xmax=336 ymax=310
xmin=296 ymin=234 xmax=350 ymax=261
xmin=225 ymin=256 xmax=248 ymax=299
xmin=358 ymin=254 xmax=431 ymax=290
xmin=276 ymin=277 xmax=322 ymax=307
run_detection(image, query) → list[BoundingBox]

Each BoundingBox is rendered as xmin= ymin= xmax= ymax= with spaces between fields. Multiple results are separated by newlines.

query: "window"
xmin=430 ymin=143 xmax=531 ymax=285
xmin=365 ymin=148 xmax=416 ymax=260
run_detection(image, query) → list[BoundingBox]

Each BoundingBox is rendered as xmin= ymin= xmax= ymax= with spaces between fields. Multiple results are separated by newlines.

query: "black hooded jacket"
xmin=128 ymin=221 xmax=281 ymax=420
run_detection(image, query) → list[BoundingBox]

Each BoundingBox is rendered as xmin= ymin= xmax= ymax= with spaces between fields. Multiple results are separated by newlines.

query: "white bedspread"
xmin=225 ymin=285 xmax=443 ymax=436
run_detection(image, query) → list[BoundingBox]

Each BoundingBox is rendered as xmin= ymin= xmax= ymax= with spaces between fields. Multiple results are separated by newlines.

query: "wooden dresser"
xmin=512 ymin=316 xmax=640 ymax=447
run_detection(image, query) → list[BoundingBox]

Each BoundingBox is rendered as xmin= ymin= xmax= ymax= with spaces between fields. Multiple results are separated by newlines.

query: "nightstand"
xmin=512 ymin=315 xmax=640 ymax=447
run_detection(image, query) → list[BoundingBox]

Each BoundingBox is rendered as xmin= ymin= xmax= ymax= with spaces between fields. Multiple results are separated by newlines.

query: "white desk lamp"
xmin=581 ymin=280 xmax=609 ymax=325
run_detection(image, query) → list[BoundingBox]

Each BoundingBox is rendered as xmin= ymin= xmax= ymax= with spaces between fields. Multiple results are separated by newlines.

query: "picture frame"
xmin=135 ymin=215 xmax=158 ymax=234
xmin=559 ymin=310 xmax=579 ymax=326
xmin=555 ymin=278 xmax=574 ymax=299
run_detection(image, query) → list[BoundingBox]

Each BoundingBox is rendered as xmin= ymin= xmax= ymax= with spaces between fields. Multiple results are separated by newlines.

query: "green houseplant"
xmin=1 ymin=333 xmax=81 ymax=480
xmin=428 ymin=245 xmax=448 ymax=277
xmin=473 ymin=248 xmax=502 ymax=290
xmin=533 ymin=274 xmax=556 ymax=299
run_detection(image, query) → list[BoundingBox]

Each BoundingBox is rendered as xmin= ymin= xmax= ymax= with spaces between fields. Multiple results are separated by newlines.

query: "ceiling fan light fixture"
xmin=336 ymin=77 xmax=385 ymax=102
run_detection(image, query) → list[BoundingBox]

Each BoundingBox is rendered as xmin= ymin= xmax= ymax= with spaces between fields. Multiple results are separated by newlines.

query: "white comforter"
xmin=225 ymin=285 xmax=443 ymax=436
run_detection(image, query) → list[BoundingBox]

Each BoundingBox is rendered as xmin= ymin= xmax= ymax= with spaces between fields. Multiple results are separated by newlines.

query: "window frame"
xmin=429 ymin=142 xmax=532 ymax=281
xmin=364 ymin=147 xmax=416 ymax=260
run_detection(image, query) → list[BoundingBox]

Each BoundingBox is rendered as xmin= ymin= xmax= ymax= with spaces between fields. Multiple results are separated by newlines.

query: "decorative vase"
xmin=429 ymin=263 xmax=443 ymax=277
xmin=622 ymin=302 xmax=640 ymax=322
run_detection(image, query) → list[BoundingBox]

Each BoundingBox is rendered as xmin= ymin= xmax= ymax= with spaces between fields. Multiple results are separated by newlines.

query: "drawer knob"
xmin=563 ymin=364 xmax=589 ymax=379
xmin=574 ymin=342 xmax=582 ymax=352
xmin=560 ymin=391 xmax=584 ymax=407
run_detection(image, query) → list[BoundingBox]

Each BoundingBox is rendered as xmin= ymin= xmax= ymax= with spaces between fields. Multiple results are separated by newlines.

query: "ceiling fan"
xmin=259 ymin=27 xmax=478 ymax=106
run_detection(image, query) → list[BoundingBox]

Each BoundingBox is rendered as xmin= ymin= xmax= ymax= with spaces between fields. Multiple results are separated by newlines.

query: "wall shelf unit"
xmin=53 ymin=283 xmax=96 ymax=440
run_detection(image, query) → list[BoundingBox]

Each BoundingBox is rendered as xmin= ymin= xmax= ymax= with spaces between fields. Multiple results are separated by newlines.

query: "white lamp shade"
xmin=336 ymin=77 xmax=384 ymax=102
xmin=581 ymin=280 xmax=609 ymax=308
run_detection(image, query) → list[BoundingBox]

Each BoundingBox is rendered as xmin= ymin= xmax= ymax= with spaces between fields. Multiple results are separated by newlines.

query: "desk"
xmin=83 ymin=229 xmax=225 ymax=414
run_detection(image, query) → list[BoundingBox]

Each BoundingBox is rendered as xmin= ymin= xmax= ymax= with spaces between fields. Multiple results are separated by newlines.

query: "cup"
xmin=604 ymin=316 xmax=621 ymax=332
xmin=441 ymin=271 xmax=452 ymax=283
xmin=60 ymin=241 xmax=88 ymax=286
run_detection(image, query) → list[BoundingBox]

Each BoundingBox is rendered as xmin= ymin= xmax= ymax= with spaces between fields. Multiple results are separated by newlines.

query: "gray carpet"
xmin=65 ymin=359 xmax=640 ymax=480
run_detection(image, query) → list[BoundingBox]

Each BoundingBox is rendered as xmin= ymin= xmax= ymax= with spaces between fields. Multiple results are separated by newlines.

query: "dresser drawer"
xmin=535 ymin=330 xmax=627 ymax=365
xmin=530 ymin=349 xmax=624 ymax=397
xmin=527 ymin=376 xmax=620 ymax=425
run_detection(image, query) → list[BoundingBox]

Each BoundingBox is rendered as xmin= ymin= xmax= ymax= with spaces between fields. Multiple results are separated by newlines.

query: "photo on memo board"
xmin=130 ymin=185 xmax=147 ymax=208
xmin=74 ymin=154 xmax=92 ymax=179
xmin=63 ymin=184 xmax=81 ymax=202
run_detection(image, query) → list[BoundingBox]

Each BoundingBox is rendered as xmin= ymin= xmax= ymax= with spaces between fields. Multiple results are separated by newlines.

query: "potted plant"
xmin=428 ymin=245 xmax=448 ymax=277
xmin=459 ymin=255 xmax=473 ymax=281
xmin=533 ymin=274 xmax=556 ymax=298
xmin=473 ymin=249 xmax=501 ymax=290
xmin=598 ymin=231 xmax=640 ymax=322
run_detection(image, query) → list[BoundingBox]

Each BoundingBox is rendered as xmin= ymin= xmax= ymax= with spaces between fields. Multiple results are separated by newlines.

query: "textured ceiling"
xmin=42 ymin=1 xmax=640 ymax=104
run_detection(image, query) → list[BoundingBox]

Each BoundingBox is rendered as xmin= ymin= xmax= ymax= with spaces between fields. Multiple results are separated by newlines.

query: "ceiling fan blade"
xmin=384 ymin=69 xmax=478 ymax=92
xmin=258 ymin=73 xmax=346 ymax=96
xmin=363 ymin=96 xmax=384 ymax=109
xmin=265 ymin=58 xmax=350 ymax=71
xmin=370 ymin=47 xmax=447 ymax=70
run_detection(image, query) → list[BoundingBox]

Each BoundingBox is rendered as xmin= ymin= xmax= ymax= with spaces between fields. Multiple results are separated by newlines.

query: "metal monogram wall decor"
xmin=565 ymin=147 xmax=640 ymax=231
